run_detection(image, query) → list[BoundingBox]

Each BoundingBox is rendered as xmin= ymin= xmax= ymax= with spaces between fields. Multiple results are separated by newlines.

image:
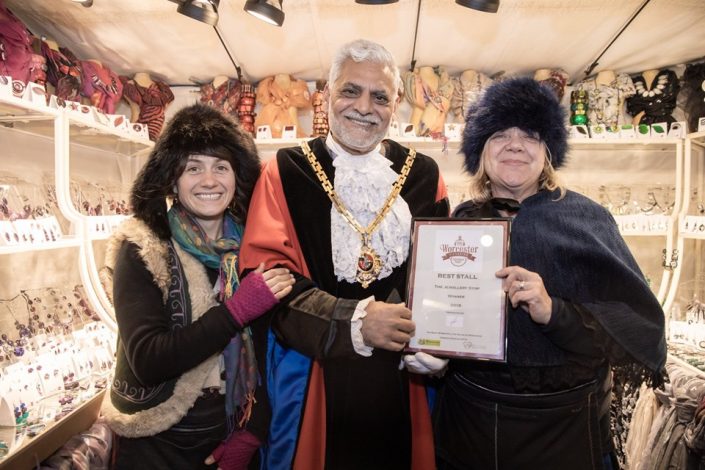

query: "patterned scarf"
xmin=168 ymin=202 xmax=258 ymax=429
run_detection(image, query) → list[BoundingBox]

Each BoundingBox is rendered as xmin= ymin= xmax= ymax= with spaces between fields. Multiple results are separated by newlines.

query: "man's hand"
xmin=360 ymin=301 xmax=415 ymax=351
xmin=403 ymin=352 xmax=448 ymax=376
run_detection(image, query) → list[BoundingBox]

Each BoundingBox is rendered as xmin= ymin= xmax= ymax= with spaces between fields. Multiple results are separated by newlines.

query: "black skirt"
xmin=434 ymin=371 xmax=611 ymax=470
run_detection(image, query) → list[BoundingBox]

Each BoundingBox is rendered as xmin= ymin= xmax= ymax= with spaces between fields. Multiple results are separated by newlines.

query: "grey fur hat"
xmin=461 ymin=76 xmax=568 ymax=174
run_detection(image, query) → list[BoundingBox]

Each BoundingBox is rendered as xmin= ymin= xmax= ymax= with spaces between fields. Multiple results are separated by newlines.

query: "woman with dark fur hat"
xmin=101 ymin=103 xmax=294 ymax=469
xmin=429 ymin=77 xmax=666 ymax=469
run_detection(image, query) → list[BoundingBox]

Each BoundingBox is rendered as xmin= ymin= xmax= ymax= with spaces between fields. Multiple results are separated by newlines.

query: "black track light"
xmin=177 ymin=0 xmax=220 ymax=26
xmin=355 ymin=0 xmax=399 ymax=4
xmin=244 ymin=0 xmax=285 ymax=27
xmin=455 ymin=0 xmax=499 ymax=13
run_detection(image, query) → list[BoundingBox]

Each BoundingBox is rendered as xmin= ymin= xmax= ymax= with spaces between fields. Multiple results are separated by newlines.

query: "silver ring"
xmin=519 ymin=280 xmax=526 ymax=290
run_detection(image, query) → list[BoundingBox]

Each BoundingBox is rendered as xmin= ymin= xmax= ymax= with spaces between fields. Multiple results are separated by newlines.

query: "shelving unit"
xmin=0 ymin=94 xmax=151 ymax=467
xmin=663 ymin=131 xmax=705 ymax=317
xmin=53 ymin=112 xmax=152 ymax=331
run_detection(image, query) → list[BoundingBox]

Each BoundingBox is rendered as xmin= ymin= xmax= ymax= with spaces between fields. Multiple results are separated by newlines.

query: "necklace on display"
xmin=301 ymin=141 xmax=416 ymax=288
xmin=635 ymin=73 xmax=668 ymax=98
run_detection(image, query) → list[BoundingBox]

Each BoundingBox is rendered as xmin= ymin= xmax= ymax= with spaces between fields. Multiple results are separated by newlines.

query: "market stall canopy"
xmin=5 ymin=0 xmax=705 ymax=86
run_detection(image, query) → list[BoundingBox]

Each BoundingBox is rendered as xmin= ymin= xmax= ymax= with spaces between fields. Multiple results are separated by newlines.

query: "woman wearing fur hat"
xmin=429 ymin=77 xmax=666 ymax=469
xmin=101 ymin=103 xmax=294 ymax=469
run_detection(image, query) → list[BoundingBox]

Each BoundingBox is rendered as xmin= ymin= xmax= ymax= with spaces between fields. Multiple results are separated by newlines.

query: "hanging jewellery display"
xmin=300 ymin=140 xmax=416 ymax=288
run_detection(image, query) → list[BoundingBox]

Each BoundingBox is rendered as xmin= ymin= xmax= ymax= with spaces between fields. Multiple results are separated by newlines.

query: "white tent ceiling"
xmin=5 ymin=0 xmax=705 ymax=87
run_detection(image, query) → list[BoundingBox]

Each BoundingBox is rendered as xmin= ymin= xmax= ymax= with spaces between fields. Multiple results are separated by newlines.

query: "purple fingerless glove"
xmin=225 ymin=271 xmax=278 ymax=327
xmin=210 ymin=429 xmax=261 ymax=470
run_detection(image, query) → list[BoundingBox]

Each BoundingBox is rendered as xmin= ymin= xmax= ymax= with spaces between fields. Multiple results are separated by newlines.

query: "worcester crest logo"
xmin=440 ymin=235 xmax=478 ymax=267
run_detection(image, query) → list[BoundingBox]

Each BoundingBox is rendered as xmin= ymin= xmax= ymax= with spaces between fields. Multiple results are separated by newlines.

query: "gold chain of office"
xmin=300 ymin=140 xmax=416 ymax=288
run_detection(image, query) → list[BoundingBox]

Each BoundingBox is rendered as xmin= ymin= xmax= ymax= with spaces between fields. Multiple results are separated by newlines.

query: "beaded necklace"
xmin=634 ymin=72 xmax=668 ymax=98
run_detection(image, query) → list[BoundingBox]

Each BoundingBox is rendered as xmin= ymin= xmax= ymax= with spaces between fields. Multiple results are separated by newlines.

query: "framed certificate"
xmin=406 ymin=218 xmax=510 ymax=361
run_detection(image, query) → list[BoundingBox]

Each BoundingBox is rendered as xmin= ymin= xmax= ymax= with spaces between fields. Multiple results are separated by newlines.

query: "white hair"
xmin=328 ymin=39 xmax=403 ymax=96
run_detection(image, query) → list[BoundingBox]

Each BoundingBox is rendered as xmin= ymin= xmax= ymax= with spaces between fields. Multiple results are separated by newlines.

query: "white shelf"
xmin=687 ymin=130 xmax=705 ymax=141
xmin=0 ymin=95 xmax=153 ymax=156
xmin=568 ymin=137 xmax=681 ymax=151
xmin=0 ymin=390 xmax=105 ymax=470
xmin=65 ymin=116 xmax=152 ymax=156
xmin=253 ymin=135 xmax=681 ymax=153
xmin=0 ymin=236 xmax=81 ymax=255
xmin=0 ymin=94 xmax=59 ymax=119
xmin=680 ymin=215 xmax=705 ymax=240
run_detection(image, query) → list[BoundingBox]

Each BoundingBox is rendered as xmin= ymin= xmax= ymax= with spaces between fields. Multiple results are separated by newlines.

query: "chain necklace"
xmin=301 ymin=140 xmax=416 ymax=288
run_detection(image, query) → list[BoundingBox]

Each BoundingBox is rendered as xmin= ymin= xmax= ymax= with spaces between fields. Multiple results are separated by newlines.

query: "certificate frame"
xmin=405 ymin=217 xmax=510 ymax=361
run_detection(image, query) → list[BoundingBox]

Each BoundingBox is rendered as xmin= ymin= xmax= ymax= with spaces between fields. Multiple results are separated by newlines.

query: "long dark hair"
xmin=130 ymin=103 xmax=260 ymax=239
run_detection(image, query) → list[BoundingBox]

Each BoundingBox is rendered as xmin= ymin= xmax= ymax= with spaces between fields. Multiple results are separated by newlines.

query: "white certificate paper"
xmin=406 ymin=218 xmax=509 ymax=361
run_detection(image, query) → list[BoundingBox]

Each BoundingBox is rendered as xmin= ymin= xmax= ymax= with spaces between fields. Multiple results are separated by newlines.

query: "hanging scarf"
xmin=168 ymin=202 xmax=258 ymax=429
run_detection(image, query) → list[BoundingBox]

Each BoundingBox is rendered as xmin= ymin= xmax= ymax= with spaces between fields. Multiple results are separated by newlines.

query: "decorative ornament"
xmin=356 ymin=234 xmax=382 ymax=288
xmin=237 ymin=82 xmax=257 ymax=135
xmin=570 ymin=89 xmax=588 ymax=125
xmin=311 ymin=80 xmax=329 ymax=137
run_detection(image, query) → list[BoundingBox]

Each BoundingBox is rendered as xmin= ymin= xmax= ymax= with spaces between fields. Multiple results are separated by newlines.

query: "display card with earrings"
xmin=104 ymin=182 xmax=131 ymax=216
xmin=0 ymin=285 xmax=101 ymax=370
xmin=75 ymin=180 xmax=106 ymax=217
xmin=668 ymin=278 xmax=705 ymax=350
xmin=0 ymin=319 xmax=116 ymax=408
xmin=69 ymin=179 xmax=91 ymax=216
xmin=35 ymin=353 xmax=65 ymax=396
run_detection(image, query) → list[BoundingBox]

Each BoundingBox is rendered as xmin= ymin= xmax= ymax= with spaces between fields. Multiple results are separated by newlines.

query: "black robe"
xmin=241 ymin=137 xmax=449 ymax=470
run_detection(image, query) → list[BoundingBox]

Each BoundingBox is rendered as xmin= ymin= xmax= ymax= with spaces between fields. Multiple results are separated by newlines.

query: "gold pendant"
xmin=356 ymin=243 xmax=382 ymax=289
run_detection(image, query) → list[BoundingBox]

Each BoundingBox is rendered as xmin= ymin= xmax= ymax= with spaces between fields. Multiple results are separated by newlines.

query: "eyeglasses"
xmin=487 ymin=130 xmax=542 ymax=146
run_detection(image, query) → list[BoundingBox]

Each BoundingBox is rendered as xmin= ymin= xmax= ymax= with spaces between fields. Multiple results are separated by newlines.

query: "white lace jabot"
xmin=326 ymin=135 xmax=411 ymax=285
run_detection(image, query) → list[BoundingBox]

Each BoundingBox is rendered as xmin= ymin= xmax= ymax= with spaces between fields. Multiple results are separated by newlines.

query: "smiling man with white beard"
xmin=240 ymin=39 xmax=450 ymax=470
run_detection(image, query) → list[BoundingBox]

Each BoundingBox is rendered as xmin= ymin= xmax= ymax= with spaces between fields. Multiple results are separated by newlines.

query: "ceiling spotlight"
xmin=355 ymin=0 xmax=399 ymax=4
xmin=244 ymin=0 xmax=285 ymax=27
xmin=455 ymin=0 xmax=499 ymax=13
xmin=71 ymin=0 xmax=93 ymax=7
xmin=177 ymin=0 xmax=220 ymax=26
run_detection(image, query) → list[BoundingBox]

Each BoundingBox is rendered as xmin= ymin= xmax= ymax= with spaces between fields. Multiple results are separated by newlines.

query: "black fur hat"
xmin=461 ymin=76 xmax=568 ymax=174
xmin=131 ymin=103 xmax=260 ymax=239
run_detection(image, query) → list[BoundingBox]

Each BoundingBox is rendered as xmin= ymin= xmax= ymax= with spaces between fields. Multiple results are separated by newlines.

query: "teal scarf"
xmin=168 ymin=202 xmax=257 ymax=429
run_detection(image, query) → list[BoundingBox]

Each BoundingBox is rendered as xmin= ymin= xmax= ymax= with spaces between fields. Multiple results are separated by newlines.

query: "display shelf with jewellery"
xmin=559 ymin=137 xmax=684 ymax=305
xmin=662 ymin=132 xmax=705 ymax=332
xmin=0 ymin=92 xmax=151 ymax=466
xmin=54 ymin=109 xmax=152 ymax=333
xmin=0 ymin=390 xmax=105 ymax=470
